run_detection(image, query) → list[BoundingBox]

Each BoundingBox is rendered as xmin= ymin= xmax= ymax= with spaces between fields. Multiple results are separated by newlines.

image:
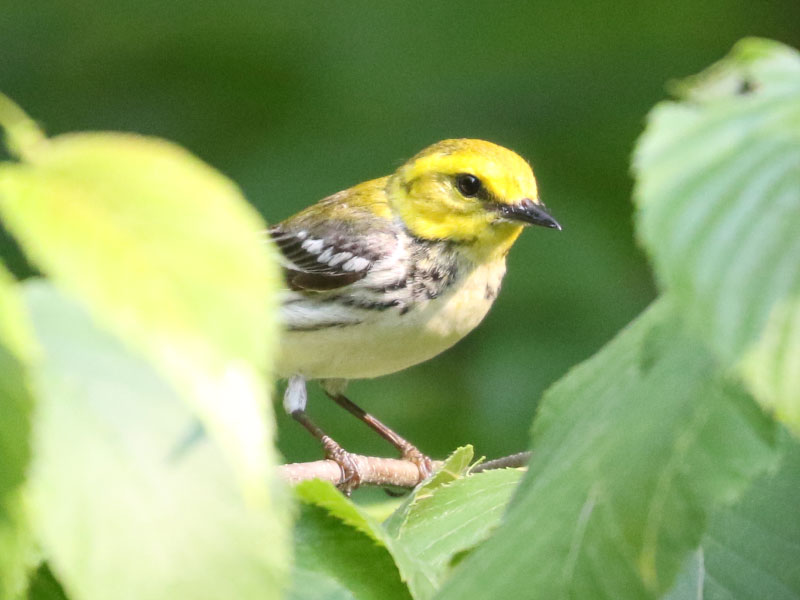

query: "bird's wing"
xmin=268 ymin=187 xmax=399 ymax=293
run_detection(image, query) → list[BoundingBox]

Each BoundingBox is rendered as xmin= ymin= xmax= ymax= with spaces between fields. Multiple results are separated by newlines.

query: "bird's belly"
xmin=275 ymin=262 xmax=504 ymax=380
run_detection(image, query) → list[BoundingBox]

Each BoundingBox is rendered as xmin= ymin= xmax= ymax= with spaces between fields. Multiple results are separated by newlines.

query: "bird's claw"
xmin=323 ymin=440 xmax=362 ymax=496
xmin=402 ymin=446 xmax=433 ymax=483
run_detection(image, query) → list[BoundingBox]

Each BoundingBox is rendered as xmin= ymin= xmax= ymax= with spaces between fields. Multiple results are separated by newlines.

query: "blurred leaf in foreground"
xmin=634 ymin=38 xmax=800 ymax=431
xmin=666 ymin=434 xmax=800 ymax=600
xmin=288 ymin=502 xmax=411 ymax=600
xmin=0 ymin=490 xmax=33 ymax=600
xmin=0 ymin=263 xmax=35 ymax=599
xmin=0 ymin=94 xmax=282 ymax=501
xmin=293 ymin=458 xmax=521 ymax=600
xmin=435 ymin=300 xmax=777 ymax=600
xmin=293 ymin=447 xmax=523 ymax=600
xmin=0 ymin=263 xmax=33 ymax=511
xmin=700 ymin=436 xmax=800 ymax=599
xmin=26 ymin=564 xmax=70 ymax=600
xmin=24 ymin=282 xmax=287 ymax=600
xmin=295 ymin=480 xmax=424 ymax=599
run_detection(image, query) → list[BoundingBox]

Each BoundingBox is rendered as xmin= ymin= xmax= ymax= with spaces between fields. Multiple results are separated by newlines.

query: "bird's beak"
xmin=495 ymin=198 xmax=562 ymax=230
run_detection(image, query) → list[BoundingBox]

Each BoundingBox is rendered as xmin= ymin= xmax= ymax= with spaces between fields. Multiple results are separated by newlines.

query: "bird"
xmin=269 ymin=138 xmax=561 ymax=493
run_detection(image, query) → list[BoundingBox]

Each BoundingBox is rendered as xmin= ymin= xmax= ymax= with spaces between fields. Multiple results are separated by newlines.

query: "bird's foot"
xmin=322 ymin=437 xmax=362 ymax=496
xmin=322 ymin=389 xmax=433 ymax=486
xmin=400 ymin=444 xmax=433 ymax=484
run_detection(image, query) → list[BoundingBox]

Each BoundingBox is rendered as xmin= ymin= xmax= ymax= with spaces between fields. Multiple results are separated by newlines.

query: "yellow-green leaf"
xmin=0 ymin=104 xmax=282 ymax=501
xmin=25 ymin=282 xmax=288 ymax=600
xmin=0 ymin=262 xmax=36 ymax=599
xmin=436 ymin=300 xmax=777 ymax=600
xmin=633 ymin=39 xmax=800 ymax=433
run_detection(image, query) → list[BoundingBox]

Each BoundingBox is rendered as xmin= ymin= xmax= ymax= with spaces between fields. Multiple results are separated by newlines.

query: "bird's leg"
xmin=321 ymin=380 xmax=433 ymax=482
xmin=285 ymin=375 xmax=361 ymax=494
xmin=289 ymin=410 xmax=361 ymax=495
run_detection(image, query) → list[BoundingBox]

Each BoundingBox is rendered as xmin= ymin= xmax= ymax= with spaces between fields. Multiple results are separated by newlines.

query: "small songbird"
xmin=270 ymin=139 xmax=560 ymax=492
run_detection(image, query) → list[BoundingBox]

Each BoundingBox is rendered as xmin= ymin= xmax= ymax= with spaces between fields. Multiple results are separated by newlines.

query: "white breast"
xmin=275 ymin=259 xmax=507 ymax=380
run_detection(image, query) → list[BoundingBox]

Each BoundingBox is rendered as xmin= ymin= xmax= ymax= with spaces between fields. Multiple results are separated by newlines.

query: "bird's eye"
xmin=456 ymin=174 xmax=482 ymax=198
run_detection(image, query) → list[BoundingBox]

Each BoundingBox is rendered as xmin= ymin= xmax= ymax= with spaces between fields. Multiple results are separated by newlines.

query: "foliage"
xmin=0 ymin=98 xmax=289 ymax=599
xmin=634 ymin=38 xmax=800 ymax=432
xmin=24 ymin=282 xmax=287 ymax=600
xmin=0 ymin=38 xmax=798 ymax=600
xmin=0 ymin=119 xmax=283 ymax=499
xmin=0 ymin=263 xmax=35 ymax=599
xmin=664 ymin=434 xmax=800 ymax=600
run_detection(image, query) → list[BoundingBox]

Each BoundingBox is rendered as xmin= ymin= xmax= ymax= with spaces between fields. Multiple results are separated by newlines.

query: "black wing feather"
xmin=269 ymin=225 xmax=372 ymax=292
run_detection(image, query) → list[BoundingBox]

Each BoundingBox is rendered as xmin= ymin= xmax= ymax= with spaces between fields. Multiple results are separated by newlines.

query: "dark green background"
xmin=2 ymin=2 xmax=798 ymax=467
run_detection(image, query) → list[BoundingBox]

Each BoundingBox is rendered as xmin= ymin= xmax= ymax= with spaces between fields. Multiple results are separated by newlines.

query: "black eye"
xmin=456 ymin=174 xmax=482 ymax=198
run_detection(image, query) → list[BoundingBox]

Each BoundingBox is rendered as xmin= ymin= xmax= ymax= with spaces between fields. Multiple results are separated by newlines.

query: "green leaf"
xmin=0 ymin=261 xmax=35 ymax=364
xmin=295 ymin=480 xmax=430 ymax=596
xmin=0 ymin=264 xmax=33 ymax=507
xmin=663 ymin=552 xmax=704 ymax=600
xmin=24 ymin=282 xmax=288 ymax=600
xmin=288 ymin=503 xmax=411 ymax=600
xmin=0 ymin=490 xmax=35 ymax=600
xmin=27 ymin=564 xmax=70 ymax=600
xmin=701 ymin=438 xmax=800 ymax=599
xmin=295 ymin=449 xmax=478 ymax=600
xmin=0 ymin=111 xmax=282 ymax=499
xmin=296 ymin=480 xmax=387 ymax=545
xmin=0 ymin=263 xmax=35 ymax=599
xmin=668 ymin=434 xmax=800 ymax=600
xmin=739 ymin=301 xmax=800 ymax=430
xmin=0 ymin=94 xmax=46 ymax=162
xmin=286 ymin=569 xmax=358 ymax=600
xmin=435 ymin=300 xmax=777 ymax=600
xmin=383 ymin=446 xmax=474 ymax=537
xmin=392 ymin=468 xmax=523 ymax=593
xmin=633 ymin=39 xmax=800 ymax=432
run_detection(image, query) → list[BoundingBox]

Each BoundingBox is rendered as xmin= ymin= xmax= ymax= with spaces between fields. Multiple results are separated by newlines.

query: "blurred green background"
xmin=2 ymin=1 xmax=798 ymax=466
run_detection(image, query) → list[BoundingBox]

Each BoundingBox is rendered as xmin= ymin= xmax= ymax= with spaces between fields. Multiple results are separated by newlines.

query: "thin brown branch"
xmin=278 ymin=451 xmax=531 ymax=488
xmin=470 ymin=451 xmax=532 ymax=473
xmin=278 ymin=455 xmax=444 ymax=488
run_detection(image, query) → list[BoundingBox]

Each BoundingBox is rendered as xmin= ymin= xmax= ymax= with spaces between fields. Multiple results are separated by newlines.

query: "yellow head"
xmin=387 ymin=139 xmax=560 ymax=259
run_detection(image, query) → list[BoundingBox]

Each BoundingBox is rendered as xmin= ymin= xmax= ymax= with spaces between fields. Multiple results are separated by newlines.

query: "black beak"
xmin=496 ymin=198 xmax=562 ymax=230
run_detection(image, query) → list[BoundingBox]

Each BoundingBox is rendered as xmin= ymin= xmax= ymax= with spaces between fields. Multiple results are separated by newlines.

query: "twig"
xmin=470 ymin=451 xmax=532 ymax=473
xmin=278 ymin=455 xmax=444 ymax=488
xmin=278 ymin=451 xmax=531 ymax=488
